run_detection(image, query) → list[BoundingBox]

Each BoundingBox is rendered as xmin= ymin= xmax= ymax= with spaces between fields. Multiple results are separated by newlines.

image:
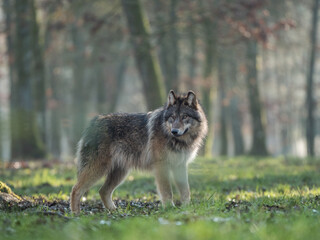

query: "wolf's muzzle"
xmin=171 ymin=129 xmax=179 ymax=136
xmin=171 ymin=128 xmax=188 ymax=137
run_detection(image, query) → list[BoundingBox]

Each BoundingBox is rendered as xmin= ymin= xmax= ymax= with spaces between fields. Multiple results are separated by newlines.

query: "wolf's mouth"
xmin=172 ymin=128 xmax=189 ymax=137
xmin=182 ymin=128 xmax=189 ymax=135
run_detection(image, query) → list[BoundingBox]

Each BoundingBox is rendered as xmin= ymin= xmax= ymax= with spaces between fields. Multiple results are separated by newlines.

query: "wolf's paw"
xmin=70 ymin=210 xmax=81 ymax=216
xmin=161 ymin=200 xmax=175 ymax=209
xmin=107 ymin=206 xmax=117 ymax=212
xmin=105 ymin=202 xmax=117 ymax=212
xmin=70 ymin=204 xmax=81 ymax=215
xmin=180 ymin=198 xmax=190 ymax=206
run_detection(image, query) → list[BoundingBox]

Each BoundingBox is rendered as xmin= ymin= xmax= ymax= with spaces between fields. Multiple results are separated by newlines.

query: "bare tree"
xmin=199 ymin=0 xmax=218 ymax=157
xmin=218 ymin=55 xmax=228 ymax=155
xmin=306 ymin=0 xmax=319 ymax=157
xmin=154 ymin=0 xmax=180 ymax=91
xmin=245 ymin=39 xmax=268 ymax=156
xmin=71 ymin=24 xmax=89 ymax=149
xmin=8 ymin=0 xmax=46 ymax=160
xmin=122 ymin=0 xmax=166 ymax=110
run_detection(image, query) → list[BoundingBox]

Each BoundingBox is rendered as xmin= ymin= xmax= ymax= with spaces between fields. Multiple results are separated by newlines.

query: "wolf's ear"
xmin=167 ymin=90 xmax=176 ymax=107
xmin=186 ymin=90 xmax=198 ymax=108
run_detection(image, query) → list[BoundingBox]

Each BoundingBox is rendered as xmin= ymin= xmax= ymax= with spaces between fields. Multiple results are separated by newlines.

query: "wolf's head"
xmin=163 ymin=90 xmax=207 ymax=141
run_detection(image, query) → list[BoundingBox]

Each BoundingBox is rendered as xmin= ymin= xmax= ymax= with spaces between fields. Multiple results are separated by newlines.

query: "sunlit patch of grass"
xmin=2 ymin=167 xmax=75 ymax=196
xmin=1 ymin=156 xmax=320 ymax=240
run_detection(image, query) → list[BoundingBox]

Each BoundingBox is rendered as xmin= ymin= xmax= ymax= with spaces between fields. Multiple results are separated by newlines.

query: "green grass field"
xmin=1 ymin=156 xmax=320 ymax=240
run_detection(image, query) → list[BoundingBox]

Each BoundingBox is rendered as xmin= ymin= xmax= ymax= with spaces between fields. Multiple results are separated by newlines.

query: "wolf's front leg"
xmin=172 ymin=164 xmax=190 ymax=204
xmin=154 ymin=165 xmax=174 ymax=207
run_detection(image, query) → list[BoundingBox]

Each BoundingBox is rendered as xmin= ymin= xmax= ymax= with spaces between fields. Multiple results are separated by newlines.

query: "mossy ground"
xmin=1 ymin=156 xmax=320 ymax=240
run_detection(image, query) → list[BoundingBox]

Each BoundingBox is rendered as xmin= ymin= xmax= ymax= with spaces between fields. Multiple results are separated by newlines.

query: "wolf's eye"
xmin=168 ymin=116 xmax=175 ymax=122
xmin=182 ymin=115 xmax=189 ymax=120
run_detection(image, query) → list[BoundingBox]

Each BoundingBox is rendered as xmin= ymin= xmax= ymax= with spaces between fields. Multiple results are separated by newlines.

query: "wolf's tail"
xmin=75 ymin=138 xmax=84 ymax=177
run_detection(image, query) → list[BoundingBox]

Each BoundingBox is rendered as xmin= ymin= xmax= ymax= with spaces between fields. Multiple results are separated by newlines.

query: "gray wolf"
xmin=70 ymin=90 xmax=208 ymax=213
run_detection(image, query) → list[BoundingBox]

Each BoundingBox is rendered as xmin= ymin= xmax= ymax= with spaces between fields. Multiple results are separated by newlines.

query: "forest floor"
xmin=1 ymin=156 xmax=320 ymax=240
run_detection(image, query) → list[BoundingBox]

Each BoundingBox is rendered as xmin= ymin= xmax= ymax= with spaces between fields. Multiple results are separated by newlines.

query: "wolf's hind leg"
xmin=99 ymin=166 xmax=128 ymax=211
xmin=70 ymin=164 xmax=105 ymax=214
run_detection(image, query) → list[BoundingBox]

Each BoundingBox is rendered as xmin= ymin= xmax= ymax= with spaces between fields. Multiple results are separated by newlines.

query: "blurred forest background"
xmin=0 ymin=0 xmax=319 ymax=163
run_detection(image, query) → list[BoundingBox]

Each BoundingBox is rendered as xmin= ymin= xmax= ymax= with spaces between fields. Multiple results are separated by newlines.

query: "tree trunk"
xmin=71 ymin=25 xmax=87 ymax=149
xmin=108 ymin=58 xmax=128 ymax=113
xmin=166 ymin=0 xmax=179 ymax=91
xmin=3 ymin=0 xmax=14 ymax=162
xmin=228 ymin=57 xmax=244 ymax=155
xmin=96 ymin=68 xmax=107 ymax=114
xmin=218 ymin=56 xmax=228 ymax=156
xmin=154 ymin=0 xmax=179 ymax=91
xmin=44 ymin=24 xmax=61 ymax=160
xmin=188 ymin=14 xmax=197 ymax=86
xmin=230 ymin=96 xmax=245 ymax=155
xmin=306 ymin=0 xmax=319 ymax=157
xmin=2 ymin=0 xmax=13 ymax=161
xmin=3 ymin=0 xmax=15 ymax=85
xmin=153 ymin=0 xmax=167 ymax=87
xmin=31 ymin=1 xmax=46 ymax=144
xmin=122 ymin=0 xmax=166 ymax=110
xmin=246 ymin=39 xmax=268 ymax=156
xmin=201 ymin=18 xmax=217 ymax=157
xmin=9 ymin=0 xmax=46 ymax=160
xmin=47 ymin=72 xmax=61 ymax=159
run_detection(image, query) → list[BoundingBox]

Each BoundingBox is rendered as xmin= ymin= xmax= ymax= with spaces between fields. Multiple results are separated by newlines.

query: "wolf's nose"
xmin=171 ymin=129 xmax=179 ymax=135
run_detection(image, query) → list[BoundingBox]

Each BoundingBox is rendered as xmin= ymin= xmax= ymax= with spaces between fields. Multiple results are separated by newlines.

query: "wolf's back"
xmin=76 ymin=113 xmax=150 ymax=174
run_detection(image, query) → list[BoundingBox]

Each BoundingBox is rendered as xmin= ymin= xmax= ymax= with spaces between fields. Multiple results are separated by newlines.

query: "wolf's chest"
xmin=165 ymin=149 xmax=197 ymax=166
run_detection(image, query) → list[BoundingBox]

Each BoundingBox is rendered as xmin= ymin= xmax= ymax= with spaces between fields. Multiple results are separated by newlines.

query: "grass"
xmin=1 ymin=156 xmax=320 ymax=240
